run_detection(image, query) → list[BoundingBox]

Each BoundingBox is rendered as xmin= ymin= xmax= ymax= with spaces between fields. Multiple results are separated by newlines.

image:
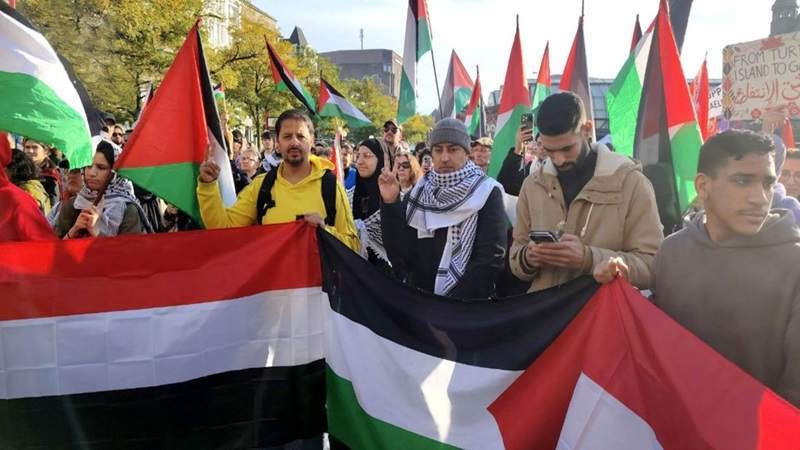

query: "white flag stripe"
xmin=557 ymin=373 xmax=664 ymax=450
xmin=0 ymin=287 xmax=324 ymax=399
xmin=329 ymin=92 xmax=371 ymax=123
xmin=0 ymin=11 xmax=87 ymax=124
xmin=325 ymin=301 xmax=521 ymax=450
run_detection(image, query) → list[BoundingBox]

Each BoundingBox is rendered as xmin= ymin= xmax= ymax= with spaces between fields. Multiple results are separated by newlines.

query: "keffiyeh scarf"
xmin=347 ymin=186 xmax=388 ymax=263
xmin=405 ymin=161 xmax=499 ymax=295
xmin=73 ymin=173 xmax=154 ymax=235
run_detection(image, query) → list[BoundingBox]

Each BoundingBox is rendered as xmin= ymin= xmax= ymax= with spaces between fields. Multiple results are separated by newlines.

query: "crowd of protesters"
xmin=1 ymin=91 xmax=799 ymax=408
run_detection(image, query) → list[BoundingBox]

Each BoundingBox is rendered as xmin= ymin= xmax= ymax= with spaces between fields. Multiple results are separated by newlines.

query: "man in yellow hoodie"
xmin=196 ymin=109 xmax=359 ymax=251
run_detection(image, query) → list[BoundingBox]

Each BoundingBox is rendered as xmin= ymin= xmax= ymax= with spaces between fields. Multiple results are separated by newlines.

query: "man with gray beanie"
xmin=378 ymin=118 xmax=507 ymax=298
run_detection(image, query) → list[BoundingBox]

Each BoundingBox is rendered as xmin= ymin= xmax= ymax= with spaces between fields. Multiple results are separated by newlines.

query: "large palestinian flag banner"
xmin=116 ymin=21 xmax=236 ymax=226
xmin=0 ymin=3 xmax=93 ymax=167
xmin=0 ymin=223 xmax=326 ymax=448
xmin=2 ymin=225 xmax=797 ymax=449
xmin=318 ymin=230 xmax=800 ymax=449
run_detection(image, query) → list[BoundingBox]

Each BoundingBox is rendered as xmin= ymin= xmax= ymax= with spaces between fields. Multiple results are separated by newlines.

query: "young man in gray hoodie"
xmin=652 ymin=130 xmax=800 ymax=407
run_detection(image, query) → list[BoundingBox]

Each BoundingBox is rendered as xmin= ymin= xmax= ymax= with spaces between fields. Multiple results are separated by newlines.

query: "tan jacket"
xmin=510 ymin=144 xmax=664 ymax=292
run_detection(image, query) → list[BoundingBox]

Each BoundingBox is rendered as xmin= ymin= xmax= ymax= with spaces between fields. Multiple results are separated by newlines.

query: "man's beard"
xmin=555 ymin=140 xmax=589 ymax=174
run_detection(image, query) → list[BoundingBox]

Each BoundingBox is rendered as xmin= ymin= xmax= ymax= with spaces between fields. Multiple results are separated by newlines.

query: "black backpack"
xmin=255 ymin=167 xmax=338 ymax=226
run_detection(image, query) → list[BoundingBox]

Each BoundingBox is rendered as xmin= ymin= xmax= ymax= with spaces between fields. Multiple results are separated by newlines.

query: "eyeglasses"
xmin=384 ymin=125 xmax=399 ymax=134
xmin=398 ymin=162 xmax=411 ymax=169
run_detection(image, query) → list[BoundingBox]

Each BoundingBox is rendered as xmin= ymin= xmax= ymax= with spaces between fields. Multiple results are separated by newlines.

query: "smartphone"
xmin=520 ymin=113 xmax=534 ymax=143
xmin=529 ymin=230 xmax=559 ymax=244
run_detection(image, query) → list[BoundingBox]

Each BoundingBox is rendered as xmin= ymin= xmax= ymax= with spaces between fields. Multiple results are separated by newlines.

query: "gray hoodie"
xmin=653 ymin=210 xmax=800 ymax=407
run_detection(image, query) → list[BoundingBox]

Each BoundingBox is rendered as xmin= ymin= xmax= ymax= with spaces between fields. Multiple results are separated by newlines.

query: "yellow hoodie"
xmin=20 ymin=179 xmax=51 ymax=215
xmin=197 ymin=155 xmax=360 ymax=252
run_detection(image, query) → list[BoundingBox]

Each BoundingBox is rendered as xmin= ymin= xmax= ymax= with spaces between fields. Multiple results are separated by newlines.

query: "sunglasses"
xmin=384 ymin=125 xmax=399 ymax=134
xmin=398 ymin=162 xmax=411 ymax=169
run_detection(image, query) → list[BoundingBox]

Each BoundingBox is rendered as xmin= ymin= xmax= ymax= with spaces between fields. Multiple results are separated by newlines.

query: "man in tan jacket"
xmin=510 ymin=92 xmax=664 ymax=292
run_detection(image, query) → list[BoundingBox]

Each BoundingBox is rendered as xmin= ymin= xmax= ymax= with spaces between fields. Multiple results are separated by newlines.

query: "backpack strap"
xmin=321 ymin=169 xmax=338 ymax=227
xmin=255 ymin=167 xmax=280 ymax=224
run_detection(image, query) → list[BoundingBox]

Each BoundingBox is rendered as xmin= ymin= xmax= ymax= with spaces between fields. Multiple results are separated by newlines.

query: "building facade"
xmin=204 ymin=0 xmax=276 ymax=49
xmin=319 ymin=49 xmax=403 ymax=98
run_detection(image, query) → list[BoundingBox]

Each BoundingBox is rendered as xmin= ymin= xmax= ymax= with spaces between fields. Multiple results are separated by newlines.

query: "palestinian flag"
xmin=116 ymin=21 xmax=237 ymax=226
xmin=631 ymin=14 xmax=644 ymax=54
xmin=487 ymin=18 xmax=530 ymax=178
xmin=397 ymin=0 xmax=433 ymax=124
xmin=439 ymin=50 xmax=473 ymax=118
xmin=319 ymin=231 xmax=800 ymax=450
xmin=560 ymin=14 xmax=595 ymax=141
xmin=607 ymin=16 xmax=655 ymax=157
xmin=689 ymin=56 xmax=711 ymax=140
xmin=464 ymin=66 xmax=484 ymax=137
xmin=213 ymin=81 xmax=225 ymax=101
xmin=266 ymin=40 xmax=316 ymax=113
xmin=0 ymin=4 xmax=92 ymax=167
xmin=531 ymin=41 xmax=551 ymax=127
xmin=669 ymin=0 xmax=694 ymax=54
xmin=318 ymin=78 xmax=372 ymax=129
xmin=0 ymin=223 xmax=326 ymax=448
xmin=634 ymin=0 xmax=703 ymax=222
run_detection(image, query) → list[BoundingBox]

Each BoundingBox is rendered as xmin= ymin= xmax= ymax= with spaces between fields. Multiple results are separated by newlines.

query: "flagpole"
xmin=427 ymin=10 xmax=444 ymax=119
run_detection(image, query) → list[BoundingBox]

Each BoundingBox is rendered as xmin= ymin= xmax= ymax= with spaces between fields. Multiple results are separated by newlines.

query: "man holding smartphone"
xmin=509 ymin=92 xmax=663 ymax=292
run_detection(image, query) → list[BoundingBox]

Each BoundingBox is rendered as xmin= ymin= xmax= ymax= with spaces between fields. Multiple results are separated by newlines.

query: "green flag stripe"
xmin=0 ymin=71 xmax=92 ymax=167
xmin=488 ymin=106 xmax=527 ymax=178
xmin=417 ymin=18 xmax=432 ymax=60
xmin=118 ymin=162 xmax=203 ymax=226
xmin=320 ymin=103 xmax=372 ymax=129
xmin=397 ymin=71 xmax=416 ymax=124
xmin=606 ymin=54 xmax=643 ymax=158
xmin=670 ymin=121 xmax=703 ymax=213
xmin=326 ymin=365 xmax=458 ymax=450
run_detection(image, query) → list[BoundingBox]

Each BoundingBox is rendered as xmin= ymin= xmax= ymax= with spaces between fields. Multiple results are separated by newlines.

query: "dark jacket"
xmin=380 ymin=187 xmax=507 ymax=299
xmin=54 ymin=196 xmax=144 ymax=238
xmin=497 ymin=149 xmax=532 ymax=196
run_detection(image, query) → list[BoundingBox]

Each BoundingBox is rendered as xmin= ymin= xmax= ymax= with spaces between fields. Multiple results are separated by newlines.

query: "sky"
xmin=255 ymin=0 xmax=774 ymax=114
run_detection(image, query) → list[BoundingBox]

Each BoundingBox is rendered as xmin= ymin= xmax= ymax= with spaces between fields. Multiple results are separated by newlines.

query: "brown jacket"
xmin=510 ymin=144 xmax=664 ymax=292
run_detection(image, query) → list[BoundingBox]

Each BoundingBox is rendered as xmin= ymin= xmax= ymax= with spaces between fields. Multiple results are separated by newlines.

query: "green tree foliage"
xmin=402 ymin=114 xmax=435 ymax=146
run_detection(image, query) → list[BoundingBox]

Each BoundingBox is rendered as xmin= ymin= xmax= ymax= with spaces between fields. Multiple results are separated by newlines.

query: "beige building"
xmin=204 ymin=0 xmax=276 ymax=49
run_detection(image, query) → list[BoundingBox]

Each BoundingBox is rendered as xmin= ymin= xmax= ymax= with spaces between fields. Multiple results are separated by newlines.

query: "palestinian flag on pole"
xmin=464 ymin=66 xmax=484 ymax=137
xmin=266 ymin=39 xmax=316 ymax=114
xmin=560 ymin=14 xmax=595 ymax=141
xmin=689 ymin=56 xmax=711 ymax=140
xmin=116 ymin=21 xmax=237 ymax=226
xmin=487 ymin=17 xmax=530 ymax=178
xmin=397 ymin=0 xmax=432 ymax=124
xmin=531 ymin=41 xmax=552 ymax=127
xmin=440 ymin=50 xmax=473 ymax=118
xmin=318 ymin=78 xmax=372 ymax=129
xmin=0 ymin=223 xmax=326 ymax=448
xmin=0 ymin=3 xmax=92 ymax=167
xmin=630 ymin=14 xmax=644 ymax=54
xmin=319 ymin=231 xmax=800 ymax=450
xmin=606 ymin=16 xmax=655 ymax=157
xmin=634 ymin=0 xmax=703 ymax=220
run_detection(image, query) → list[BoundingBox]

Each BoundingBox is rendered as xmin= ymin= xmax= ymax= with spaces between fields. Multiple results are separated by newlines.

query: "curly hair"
xmin=7 ymin=149 xmax=40 ymax=185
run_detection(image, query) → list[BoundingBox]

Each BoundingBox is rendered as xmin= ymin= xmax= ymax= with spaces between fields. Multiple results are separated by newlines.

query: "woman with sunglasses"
xmin=395 ymin=151 xmax=423 ymax=200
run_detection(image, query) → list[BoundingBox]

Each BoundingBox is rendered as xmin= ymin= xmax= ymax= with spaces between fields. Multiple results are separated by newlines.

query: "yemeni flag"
xmin=0 ymin=4 xmax=93 ymax=167
xmin=319 ymin=231 xmax=800 ymax=450
xmin=689 ymin=56 xmax=712 ymax=140
xmin=116 ymin=21 xmax=237 ymax=226
xmin=560 ymin=14 xmax=595 ymax=141
xmin=607 ymin=16 xmax=655 ymax=157
xmin=464 ymin=66 xmax=485 ymax=137
xmin=266 ymin=39 xmax=316 ymax=113
xmin=439 ymin=50 xmax=473 ymax=118
xmin=0 ymin=223 xmax=326 ymax=448
xmin=634 ymin=0 xmax=703 ymax=222
xmin=631 ymin=14 xmax=644 ymax=54
xmin=397 ymin=0 xmax=433 ymax=124
xmin=531 ymin=41 xmax=552 ymax=129
xmin=487 ymin=18 xmax=530 ymax=178
xmin=318 ymin=78 xmax=372 ymax=129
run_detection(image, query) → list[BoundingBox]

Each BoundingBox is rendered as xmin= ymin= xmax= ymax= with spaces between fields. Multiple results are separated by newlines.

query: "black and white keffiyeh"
xmin=73 ymin=174 xmax=154 ymax=235
xmin=405 ymin=161 xmax=499 ymax=295
xmin=347 ymin=186 xmax=389 ymax=263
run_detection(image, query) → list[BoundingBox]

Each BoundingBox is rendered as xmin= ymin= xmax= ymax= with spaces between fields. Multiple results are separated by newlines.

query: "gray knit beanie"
xmin=429 ymin=118 xmax=471 ymax=152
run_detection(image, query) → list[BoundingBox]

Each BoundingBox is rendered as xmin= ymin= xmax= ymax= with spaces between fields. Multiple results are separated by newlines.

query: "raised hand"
xmin=199 ymin=143 xmax=221 ymax=183
xmin=378 ymin=147 xmax=400 ymax=203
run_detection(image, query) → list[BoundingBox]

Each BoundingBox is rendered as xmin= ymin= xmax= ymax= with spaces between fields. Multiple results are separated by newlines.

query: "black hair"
xmin=275 ymin=109 xmax=315 ymax=138
xmin=536 ymin=92 xmax=585 ymax=136
xmin=96 ymin=140 xmax=116 ymax=168
xmin=8 ymin=149 xmax=40 ymax=185
xmin=697 ymin=130 xmax=775 ymax=177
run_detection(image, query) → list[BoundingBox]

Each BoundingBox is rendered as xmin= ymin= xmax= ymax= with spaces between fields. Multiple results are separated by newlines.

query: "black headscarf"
xmin=352 ymin=138 xmax=384 ymax=220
